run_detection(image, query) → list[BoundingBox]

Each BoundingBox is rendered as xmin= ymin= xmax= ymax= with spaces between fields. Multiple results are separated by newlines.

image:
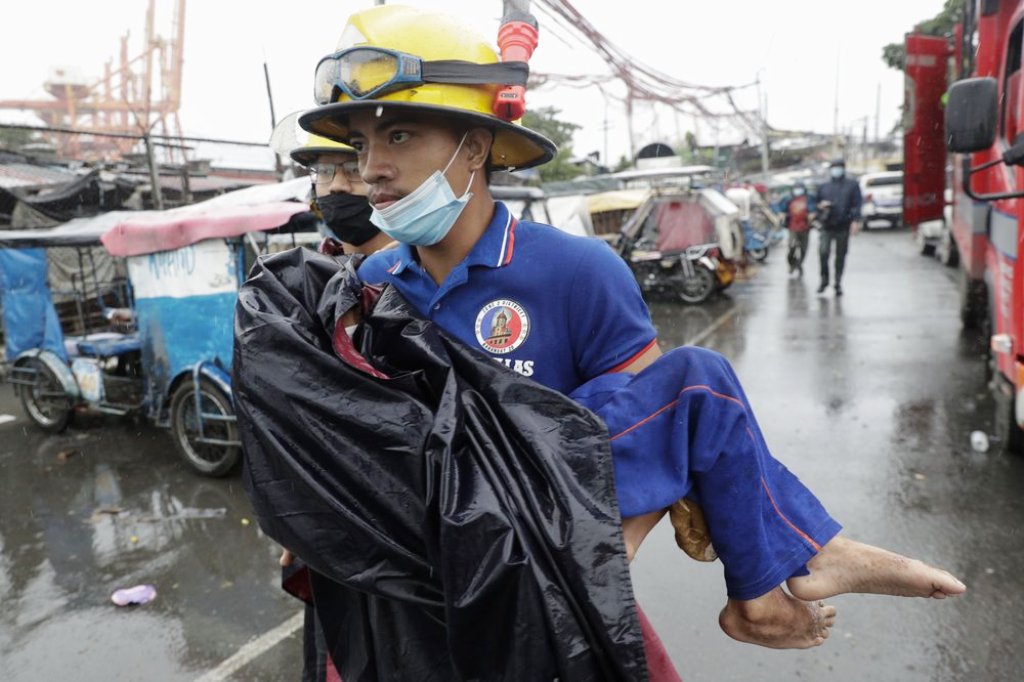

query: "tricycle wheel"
xmin=748 ymin=246 xmax=769 ymax=262
xmin=19 ymin=359 xmax=74 ymax=433
xmin=675 ymin=267 xmax=716 ymax=304
xmin=170 ymin=378 xmax=239 ymax=477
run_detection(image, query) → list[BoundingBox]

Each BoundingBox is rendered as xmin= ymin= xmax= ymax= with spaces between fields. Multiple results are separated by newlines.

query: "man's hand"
xmin=280 ymin=549 xmax=294 ymax=567
xmin=851 ymin=220 xmax=861 ymax=235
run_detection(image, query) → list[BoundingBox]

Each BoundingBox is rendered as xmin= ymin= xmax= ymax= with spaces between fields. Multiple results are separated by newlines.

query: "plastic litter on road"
xmin=110 ymin=584 xmax=157 ymax=606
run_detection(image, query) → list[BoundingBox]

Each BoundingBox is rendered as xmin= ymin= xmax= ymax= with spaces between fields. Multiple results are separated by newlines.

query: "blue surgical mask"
xmin=793 ymin=188 xmax=805 ymax=196
xmin=829 ymin=167 xmax=845 ymax=179
xmin=369 ymin=133 xmax=475 ymax=246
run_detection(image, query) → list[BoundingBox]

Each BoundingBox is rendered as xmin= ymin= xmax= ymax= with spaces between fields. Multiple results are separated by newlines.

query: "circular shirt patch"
xmin=475 ymin=299 xmax=530 ymax=354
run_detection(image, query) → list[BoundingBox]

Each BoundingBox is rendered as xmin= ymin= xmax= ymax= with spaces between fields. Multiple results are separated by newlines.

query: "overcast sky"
xmin=0 ymin=0 xmax=947 ymax=168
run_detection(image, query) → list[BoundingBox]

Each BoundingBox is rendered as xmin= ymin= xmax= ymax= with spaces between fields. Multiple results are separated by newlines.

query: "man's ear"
xmin=464 ymin=128 xmax=494 ymax=172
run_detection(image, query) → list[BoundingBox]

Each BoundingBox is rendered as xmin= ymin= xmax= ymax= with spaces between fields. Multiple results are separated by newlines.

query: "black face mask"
xmin=316 ymin=193 xmax=379 ymax=246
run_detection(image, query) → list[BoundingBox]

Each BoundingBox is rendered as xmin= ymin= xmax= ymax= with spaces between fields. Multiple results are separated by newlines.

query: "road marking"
xmin=194 ymin=611 xmax=304 ymax=682
xmin=685 ymin=307 xmax=739 ymax=347
xmin=0 ymin=414 xmax=16 ymax=425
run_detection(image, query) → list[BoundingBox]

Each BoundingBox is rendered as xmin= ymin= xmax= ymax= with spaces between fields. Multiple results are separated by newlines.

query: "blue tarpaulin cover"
xmin=0 ymin=248 xmax=66 ymax=360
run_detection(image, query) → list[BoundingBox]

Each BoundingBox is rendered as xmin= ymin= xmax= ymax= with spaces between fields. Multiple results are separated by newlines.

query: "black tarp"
xmin=233 ymin=247 xmax=648 ymax=681
xmin=0 ymin=169 xmax=138 ymax=226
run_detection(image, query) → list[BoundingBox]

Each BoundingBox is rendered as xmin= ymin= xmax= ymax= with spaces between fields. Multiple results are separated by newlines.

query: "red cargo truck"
xmin=905 ymin=0 xmax=1024 ymax=450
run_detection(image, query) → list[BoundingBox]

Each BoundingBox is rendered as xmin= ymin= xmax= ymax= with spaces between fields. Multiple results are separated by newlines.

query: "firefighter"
xmin=276 ymin=4 xmax=964 ymax=675
xmin=290 ymin=133 xmax=394 ymax=255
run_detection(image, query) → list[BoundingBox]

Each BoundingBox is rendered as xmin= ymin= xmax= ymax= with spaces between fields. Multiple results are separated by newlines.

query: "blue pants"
xmin=570 ymin=347 xmax=841 ymax=600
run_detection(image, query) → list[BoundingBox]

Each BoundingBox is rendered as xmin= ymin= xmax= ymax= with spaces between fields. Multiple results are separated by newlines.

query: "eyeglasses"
xmin=313 ymin=46 xmax=529 ymax=106
xmin=310 ymin=161 xmax=362 ymax=185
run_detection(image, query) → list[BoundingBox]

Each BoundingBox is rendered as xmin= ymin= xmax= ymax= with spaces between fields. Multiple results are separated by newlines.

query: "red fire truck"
xmin=905 ymin=0 xmax=1024 ymax=451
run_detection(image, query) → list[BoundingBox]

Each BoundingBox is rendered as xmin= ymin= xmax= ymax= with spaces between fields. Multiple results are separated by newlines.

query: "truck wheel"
xmin=993 ymin=376 xmax=1024 ymax=455
xmin=675 ymin=267 xmax=716 ymax=304
xmin=169 ymin=378 xmax=240 ymax=477
xmin=18 ymin=359 xmax=74 ymax=433
xmin=959 ymin=272 xmax=986 ymax=330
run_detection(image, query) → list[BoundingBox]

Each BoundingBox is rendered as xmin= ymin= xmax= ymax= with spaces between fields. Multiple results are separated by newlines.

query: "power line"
xmin=531 ymin=0 xmax=763 ymax=132
xmin=0 ymin=122 xmax=269 ymax=148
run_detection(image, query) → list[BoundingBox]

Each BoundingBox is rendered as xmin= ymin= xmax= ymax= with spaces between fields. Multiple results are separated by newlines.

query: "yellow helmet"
xmin=289 ymin=133 xmax=355 ymax=167
xmin=298 ymin=5 xmax=556 ymax=170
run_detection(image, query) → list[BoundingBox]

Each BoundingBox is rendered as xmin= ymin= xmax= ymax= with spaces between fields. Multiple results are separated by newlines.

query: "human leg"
xmin=818 ymin=230 xmax=833 ymax=291
xmin=795 ymin=231 xmax=809 ymax=269
xmin=787 ymin=535 xmax=966 ymax=601
xmin=719 ymin=589 xmax=836 ymax=649
xmin=574 ymin=347 xmax=965 ymax=650
xmin=577 ymin=348 xmax=840 ymax=648
xmin=573 ymin=347 xmax=842 ymax=594
xmin=833 ymin=228 xmax=850 ymax=292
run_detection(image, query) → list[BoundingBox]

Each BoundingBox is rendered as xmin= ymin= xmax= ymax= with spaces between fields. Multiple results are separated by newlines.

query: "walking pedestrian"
xmin=815 ymin=160 xmax=862 ymax=295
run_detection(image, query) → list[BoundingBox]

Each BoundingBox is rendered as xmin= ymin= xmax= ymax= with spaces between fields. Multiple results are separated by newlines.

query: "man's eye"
xmin=391 ymin=131 xmax=411 ymax=143
xmin=348 ymin=140 xmax=365 ymax=153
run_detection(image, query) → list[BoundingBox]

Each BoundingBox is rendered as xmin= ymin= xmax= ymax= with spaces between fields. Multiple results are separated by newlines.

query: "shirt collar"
xmin=465 ymin=201 xmax=517 ymax=269
xmin=384 ymin=201 xmax=518 ymax=277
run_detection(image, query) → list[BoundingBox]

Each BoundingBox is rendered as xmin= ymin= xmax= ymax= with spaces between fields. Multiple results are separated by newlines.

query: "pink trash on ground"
xmin=111 ymin=584 xmax=157 ymax=606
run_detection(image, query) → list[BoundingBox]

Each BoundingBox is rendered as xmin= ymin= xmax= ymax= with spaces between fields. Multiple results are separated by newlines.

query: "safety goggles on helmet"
xmin=313 ymin=46 xmax=528 ymax=106
xmin=311 ymin=160 xmax=361 ymax=185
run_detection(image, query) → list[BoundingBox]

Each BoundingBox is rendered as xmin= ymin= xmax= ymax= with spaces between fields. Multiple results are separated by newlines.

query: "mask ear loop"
xmin=442 ymin=132 xmax=469 ymax=176
xmin=441 ymin=132 xmax=475 ymax=197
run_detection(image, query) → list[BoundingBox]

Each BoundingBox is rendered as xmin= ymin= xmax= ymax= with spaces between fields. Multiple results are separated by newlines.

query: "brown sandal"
xmin=669 ymin=498 xmax=718 ymax=562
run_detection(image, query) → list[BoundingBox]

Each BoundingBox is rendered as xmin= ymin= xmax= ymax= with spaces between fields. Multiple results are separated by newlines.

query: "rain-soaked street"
xmin=2 ymin=227 xmax=1024 ymax=681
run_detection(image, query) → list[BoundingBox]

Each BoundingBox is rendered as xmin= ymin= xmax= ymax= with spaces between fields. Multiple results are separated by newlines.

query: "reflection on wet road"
xmin=0 ymin=415 xmax=297 ymax=681
xmin=1 ymin=229 xmax=1023 ymax=680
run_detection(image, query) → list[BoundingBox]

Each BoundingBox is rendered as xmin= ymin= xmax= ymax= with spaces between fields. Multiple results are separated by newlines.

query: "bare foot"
xmin=787 ymin=536 xmax=967 ymax=601
xmin=622 ymin=508 xmax=668 ymax=563
xmin=718 ymin=587 xmax=836 ymax=649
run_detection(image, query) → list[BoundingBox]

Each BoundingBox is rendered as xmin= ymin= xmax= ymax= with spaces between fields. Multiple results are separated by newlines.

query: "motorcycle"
xmin=616 ymin=187 xmax=740 ymax=304
xmin=742 ymin=221 xmax=772 ymax=262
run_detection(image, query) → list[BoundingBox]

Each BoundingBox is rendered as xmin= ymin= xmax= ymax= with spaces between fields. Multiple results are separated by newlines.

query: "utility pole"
xmin=833 ymin=50 xmax=841 ymax=156
xmin=874 ymin=82 xmax=881 ymax=144
xmin=862 ymin=119 xmax=868 ymax=167
xmin=757 ymin=74 xmax=770 ymax=183
xmin=263 ymin=58 xmax=284 ymax=179
xmin=143 ymin=133 xmax=164 ymax=210
xmin=603 ymin=98 xmax=610 ymax=167
xmin=625 ymin=88 xmax=636 ymax=162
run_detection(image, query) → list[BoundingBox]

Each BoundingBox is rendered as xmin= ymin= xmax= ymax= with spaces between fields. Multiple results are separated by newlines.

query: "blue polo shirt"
xmin=358 ymin=201 xmax=657 ymax=395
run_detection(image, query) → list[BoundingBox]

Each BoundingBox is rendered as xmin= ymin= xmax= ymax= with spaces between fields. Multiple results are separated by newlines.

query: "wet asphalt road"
xmin=2 ymin=227 xmax=1023 ymax=681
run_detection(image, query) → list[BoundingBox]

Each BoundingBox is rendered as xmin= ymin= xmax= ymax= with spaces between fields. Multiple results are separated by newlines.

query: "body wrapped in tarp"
xmin=232 ymin=247 xmax=648 ymax=681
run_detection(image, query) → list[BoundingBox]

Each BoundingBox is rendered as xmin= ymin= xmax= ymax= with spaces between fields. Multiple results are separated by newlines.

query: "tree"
xmin=881 ymin=0 xmax=962 ymax=70
xmin=522 ymin=107 xmax=583 ymax=182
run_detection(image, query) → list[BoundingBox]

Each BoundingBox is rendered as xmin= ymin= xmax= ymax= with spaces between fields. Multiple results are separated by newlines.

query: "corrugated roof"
xmin=155 ymin=174 xmax=254 ymax=193
xmin=0 ymin=163 xmax=79 ymax=189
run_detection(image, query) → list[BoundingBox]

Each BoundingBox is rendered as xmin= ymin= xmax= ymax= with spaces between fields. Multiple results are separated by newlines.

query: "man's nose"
xmin=327 ymin=170 xmax=353 ymax=195
xmin=360 ymin=145 xmax=392 ymax=185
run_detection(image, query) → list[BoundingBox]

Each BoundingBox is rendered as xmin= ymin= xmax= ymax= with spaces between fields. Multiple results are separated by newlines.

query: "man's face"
xmin=345 ymin=109 xmax=470 ymax=210
xmin=313 ymin=152 xmax=369 ymax=199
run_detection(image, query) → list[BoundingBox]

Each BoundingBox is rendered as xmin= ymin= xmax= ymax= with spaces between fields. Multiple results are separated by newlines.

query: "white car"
xmin=859 ymin=171 xmax=903 ymax=229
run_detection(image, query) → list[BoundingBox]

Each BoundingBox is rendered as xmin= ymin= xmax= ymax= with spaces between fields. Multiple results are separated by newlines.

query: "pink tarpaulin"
xmin=101 ymin=201 xmax=307 ymax=257
xmin=655 ymin=200 xmax=714 ymax=253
